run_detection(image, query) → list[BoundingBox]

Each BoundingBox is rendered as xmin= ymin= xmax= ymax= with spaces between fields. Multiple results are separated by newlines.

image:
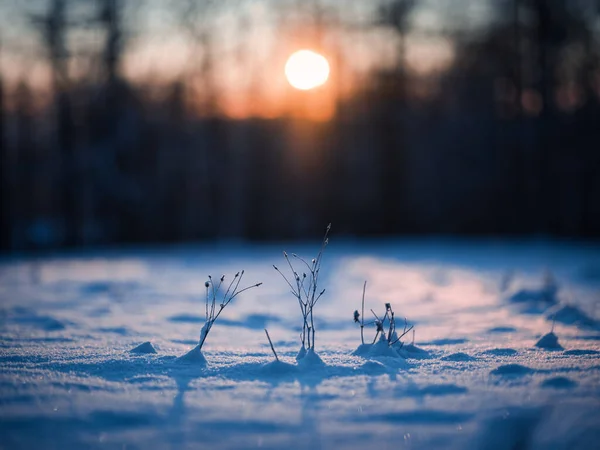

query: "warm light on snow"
xmin=285 ymin=50 xmax=330 ymax=90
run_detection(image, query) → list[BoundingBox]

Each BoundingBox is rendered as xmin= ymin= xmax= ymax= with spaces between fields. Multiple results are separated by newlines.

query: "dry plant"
xmin=354 ymin=281 xmax=413 ymax=348
xmin=198 ymin=271 xmax=262 ymax=351
xmin=273 ymin=223 xmax=330 ymax=353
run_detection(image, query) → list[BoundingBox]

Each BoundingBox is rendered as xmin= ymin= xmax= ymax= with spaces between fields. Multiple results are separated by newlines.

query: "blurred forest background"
xmin=1 ymin=0 xmax=599 ymax=252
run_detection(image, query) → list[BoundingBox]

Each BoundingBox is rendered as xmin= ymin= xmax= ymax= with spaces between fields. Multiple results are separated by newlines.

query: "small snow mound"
xmin=403 ymin=343 xmax=431 ymax=359
xmin=296 ymin=346 xmax=307 ymax=361
xmin=177 ymin=345 xmax=207 ymax=365
xmin=368 ymin=336 xmax=403 ymax=358
xmin=541 ymin=376 xmax=577 ymax=389
xmin=130 ymin=341 xmax=157 ymax=354
xmin=353 ymin=337 xmax=409 ymax=369
xmin=490 ymin=364 xmax=534 ymax=376
xmin=359 ymin=360 xmax=387 ymax=374
xmin=353 ymin=336 xmax=409 ymax=360
xmin=297 ymin=349 xmax=325 ymax=368
xmin=549 ymin=305 xmax=600 ymax=330
xmin=535 ymin=332 xmax=563 ymax=350
xmin=260 ymin=360 xmax=297 ymax=375
xmin=351 ymin=343 xmax=372 ymax=357
xmin=441 ymin=352 xmax=476 ymax=362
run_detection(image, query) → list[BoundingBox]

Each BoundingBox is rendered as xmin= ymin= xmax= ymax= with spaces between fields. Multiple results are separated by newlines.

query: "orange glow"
xmin=284 ymin=50 xmax=330 ymax=90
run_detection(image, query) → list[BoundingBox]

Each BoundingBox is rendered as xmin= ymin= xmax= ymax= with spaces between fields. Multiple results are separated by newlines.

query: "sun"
xmin=285 ymin=50 xmax=330 ymax=91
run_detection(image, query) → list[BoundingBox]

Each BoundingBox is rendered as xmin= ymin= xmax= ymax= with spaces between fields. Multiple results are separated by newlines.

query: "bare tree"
xmin=0 ymin=36 xmax=9 ymax=250
xmin=31 ymin=0 xmax=78 ymax=246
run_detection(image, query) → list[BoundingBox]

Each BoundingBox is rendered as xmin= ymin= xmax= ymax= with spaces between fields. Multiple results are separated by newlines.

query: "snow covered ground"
xmin=1 ymin=239 xmax=599 ymax=449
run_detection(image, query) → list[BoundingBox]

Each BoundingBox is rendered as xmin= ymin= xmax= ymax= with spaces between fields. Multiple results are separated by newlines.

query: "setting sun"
xmin=285 ymin=50 xmax=330 ymax=90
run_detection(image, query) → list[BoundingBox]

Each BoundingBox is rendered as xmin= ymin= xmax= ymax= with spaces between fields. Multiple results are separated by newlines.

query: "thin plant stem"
xmin=361 ymin=281 xmax=366 ymax=345
xmin=264 ymin=329 xmax=279 ymax=361
xmin=370 ymin=309 xmax=381 ymax=321
xmin=389 ymin=324 xmax=414 ymax=347
xmin=372 ymin=330 xmax=380 ymax=345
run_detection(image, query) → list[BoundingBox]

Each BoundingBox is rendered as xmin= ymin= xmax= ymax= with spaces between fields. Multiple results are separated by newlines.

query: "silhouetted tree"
xmin=374 ymin=0 xmax=416 ymax=234
xmin=0 ymin=37 xmax=9 ymax=250
xmin=32 ymin=0 xmax=78 ymax=246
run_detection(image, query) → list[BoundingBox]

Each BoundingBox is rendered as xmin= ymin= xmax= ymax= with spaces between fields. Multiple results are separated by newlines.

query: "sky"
xmin=0 ymin=0 xmax=498 ymax=119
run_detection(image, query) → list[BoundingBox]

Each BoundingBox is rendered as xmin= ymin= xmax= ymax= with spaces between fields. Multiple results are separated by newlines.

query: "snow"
xmin=1 ymin=239 xmax=599 ymax=449
xmin=177 ymin=344 xmax=208 ymax=365
xmin=534 ymin=332 xmax=563 ymax=350
xmin=296 ymin=348 xmax=325 ymax=368
xmin=130 ymin=341 xmax=157 ymax=354
xmin=295 ymin=345 xmax=307 ymax=361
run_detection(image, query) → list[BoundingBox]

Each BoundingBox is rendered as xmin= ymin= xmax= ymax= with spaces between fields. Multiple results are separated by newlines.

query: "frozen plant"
xmin=369 ymin=303 xmax=413 ymax=348
xmin=353 ymin=281 xmax=413 ymax=358
xmin=179 ymin=271 xmax=262 ymax=363
xmin=273 ymin=223 xmax=330 ymax=358
xmin=535 ymin=315 xmax=563 ymax=350
xmin=198 ymin=271 xmax=262 ymax=351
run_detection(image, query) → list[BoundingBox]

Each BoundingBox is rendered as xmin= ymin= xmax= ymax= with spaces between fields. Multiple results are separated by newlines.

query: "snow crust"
xmin=1 ymin=240 xmax=599 ymax=449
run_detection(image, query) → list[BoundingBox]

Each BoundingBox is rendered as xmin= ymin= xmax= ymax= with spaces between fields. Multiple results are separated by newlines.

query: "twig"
xmin=370 ymin=309 xmax=381 ymax=322
xmin=361 ymin=281 xmax=366 ymax=345
xmin=264 ymin=329 xmax=279 ymax=361
xmin=389 ymin=324 xmax=414 ymax=347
